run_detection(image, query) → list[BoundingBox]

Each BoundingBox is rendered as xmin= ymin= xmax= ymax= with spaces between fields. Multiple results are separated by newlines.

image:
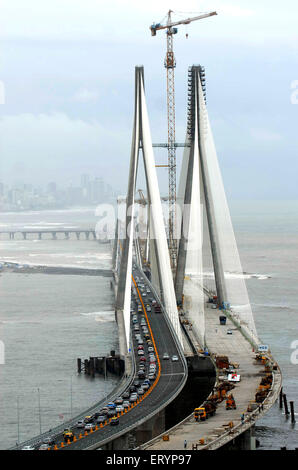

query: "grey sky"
xmin=0 ymin=0 xmax=297 ymax=200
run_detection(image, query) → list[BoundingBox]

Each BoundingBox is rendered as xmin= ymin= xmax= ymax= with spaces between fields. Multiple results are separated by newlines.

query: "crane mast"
xmin=165 ymin=10 xmax=177 ymax=270
xmin=150 ymin=10 xmax=217 ymax=271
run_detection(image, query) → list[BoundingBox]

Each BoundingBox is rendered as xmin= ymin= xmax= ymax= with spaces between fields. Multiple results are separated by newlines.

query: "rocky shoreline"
xmin=0 ymin=262 xmax=112 ymax=277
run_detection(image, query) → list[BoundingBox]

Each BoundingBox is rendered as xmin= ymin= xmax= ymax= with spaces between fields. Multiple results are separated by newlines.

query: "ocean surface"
xmin=0 ymin=202 xmax=297 ymax=450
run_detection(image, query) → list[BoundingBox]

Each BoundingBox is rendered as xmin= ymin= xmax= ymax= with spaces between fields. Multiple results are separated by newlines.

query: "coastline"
xmin=0 ymin=262 xmax=112 ymax=277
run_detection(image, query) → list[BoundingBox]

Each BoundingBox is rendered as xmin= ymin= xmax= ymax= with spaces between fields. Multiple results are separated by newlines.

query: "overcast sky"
xmin=0 ymin=0 xmax=297 ymax=200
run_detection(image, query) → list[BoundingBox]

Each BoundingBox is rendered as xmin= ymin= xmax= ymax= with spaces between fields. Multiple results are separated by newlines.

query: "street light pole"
xmin=70 ymin=376 xmax=73 ymax=419
xmin=37 ymin=388 xmax=42 ymax=435
xmin=17 ymin=396 xmax=20 ymax=446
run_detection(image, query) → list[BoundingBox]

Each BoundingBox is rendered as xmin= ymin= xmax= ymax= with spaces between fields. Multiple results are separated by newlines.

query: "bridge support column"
xmin=64 ymin=232 xmax=69 ymax=240
xmin=76 ymin=232 xmax=80 ymax=240
xmin=38 ymin=233 xmax=42 ymax=240
xmin=10 ymin=232 xmax=14 ymax=239
xmin=223 ymin=425 xmax=256 ymax=451
xmin=22 ymin=232 xmax=27 ymax=240
xmin=52 ymin=232 xmax=57 ymax=240
xmin=92 ymin=231 xmax=96 ymax=240
xmin=85 ymin=231 xmax=90 ymax=240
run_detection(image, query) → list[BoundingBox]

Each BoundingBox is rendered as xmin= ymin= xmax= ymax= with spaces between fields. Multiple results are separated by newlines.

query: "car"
xmin=100 ymin=407 xmax=109 ymax=415
xmin=134 ymin=325 xmax=140 ymax=331
xmin=137 ymin=339 xmax=144 ymax=345
xmin=138 ymin=370 xmax=145 ymax=379
xmin=142 ymin=292 xmax=147 ymax=296
xmin=63 ymin=430 xmax=74 ymax=442
xmin=107 ymin=402 xmax=116 ymax=408
xmin=142 ymin=382 xmax=150 ymax=390
xmin=85 ymin=423 xmax=96 ymax=431
xmin=122 ymin=391 xmax=130 ymax=399
xmin=116 ymin=405 xmax=124 ymax=413
xmin=43 ymin=436 xmax=56 ymax=445
xmin=22 ymin=445 xmax=35 ymax=451
xmin=107 ymin=409 xmax=116 ymax=417
xmin=134 ymin=380 xmax=141 ymax=387
xmin=115 ymin=397 xmax=123 ymax=405
xmin=140 ymin=356 xmax=146 ymax=362
xmin=110 ymin=417 xmax=119 ymax=426
xmin=123 ymin=401 xmax=130 ymax=409
xmin=130 ymin=385 xmax=137 ymax=392
xmin=38 ymin=444 xmax=49 ymax=450
xmin=172 ymin=355 xmax=179 ymax=362
xmin=163 ymin=353 xmax=170 ymax=360
xmin=76 ymin=419 xmax=85 ymax=428
xmin=227 ymin=329 xmax=233 ymax=335
xmin=148 ymin=373 xmax=156 ymax=381
xmin=137 ymin=388 xmax=144 ymax=395
xmin=138 ymin=350 xmax=144 ymax=356
xmin=96 ymin=415 xmax=106 ymax=424
xmin=129 ymin=396 xmax=137 ymax=403
xmin=148 ymin=346 xmax=154 ymax=353
xmin=84 ymin=415 xmax=93 ymax=423
xmin=137 ymin=345 xmax=144 ymax=350
xmin=146 ymin=307 xmax=151 ymax=312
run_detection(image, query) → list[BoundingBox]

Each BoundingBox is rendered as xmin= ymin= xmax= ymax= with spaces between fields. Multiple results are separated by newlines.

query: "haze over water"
xmin=0 ymin=202 xmax=297 ymax=449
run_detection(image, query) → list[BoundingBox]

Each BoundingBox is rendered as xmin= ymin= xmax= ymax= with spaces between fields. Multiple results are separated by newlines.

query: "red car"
xmin=140 ymin=356 xmax=147 ymax=362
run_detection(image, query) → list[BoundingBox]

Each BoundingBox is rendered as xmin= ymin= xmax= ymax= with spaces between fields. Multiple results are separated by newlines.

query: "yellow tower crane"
xmin=150 ymin=10 xmax=217 ymax=270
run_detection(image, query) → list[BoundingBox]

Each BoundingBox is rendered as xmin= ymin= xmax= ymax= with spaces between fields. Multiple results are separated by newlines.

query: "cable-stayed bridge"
xmin=13 ymin=66 xmax=281 ymax=451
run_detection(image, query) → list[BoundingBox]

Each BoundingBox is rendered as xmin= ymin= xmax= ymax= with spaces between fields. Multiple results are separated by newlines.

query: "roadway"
xmin=17 ymin=266 xmax=187 ymax=450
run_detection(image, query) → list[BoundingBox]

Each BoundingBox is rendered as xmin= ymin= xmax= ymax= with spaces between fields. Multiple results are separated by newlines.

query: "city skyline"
xmin=0 ymin=173 xmax=118 ymax=211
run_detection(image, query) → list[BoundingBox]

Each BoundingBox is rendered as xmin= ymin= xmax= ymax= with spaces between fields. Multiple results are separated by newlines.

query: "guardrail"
xmin=11 ymin=309 xmax=137 ymax=450
xmin=202 ymin=363 xmax=282 ymax=450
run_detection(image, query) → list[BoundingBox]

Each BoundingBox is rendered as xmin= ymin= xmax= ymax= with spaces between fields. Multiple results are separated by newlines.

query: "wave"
xmin=79 ymin=311 xmax=115 ymax=323
xmin=202 ymin=271 xmax=271 ymax=280
xmin=251 ymin=302 xmax=296 ymax=312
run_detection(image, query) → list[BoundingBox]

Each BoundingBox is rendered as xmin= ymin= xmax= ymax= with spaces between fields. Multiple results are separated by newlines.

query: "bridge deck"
xmin=142 ymin=288 xmax=281 ymax=451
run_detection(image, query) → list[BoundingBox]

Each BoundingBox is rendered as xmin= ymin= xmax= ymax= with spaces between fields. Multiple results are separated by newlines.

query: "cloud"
xmin=0 ymin=112 xmax=129 ymax=188
xmin=250 ymin=128 xmax=283 ymax=142
xmin=71 ymin=88 xmax=99 ymax=103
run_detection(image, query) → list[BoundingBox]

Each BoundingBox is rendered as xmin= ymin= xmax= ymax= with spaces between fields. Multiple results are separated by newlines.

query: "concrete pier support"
xmin=52 ymin=232 xmax=57 ymax=240
xmin=64 ymin=232 xmax=69 ymax=239
xmin=38 ymin=232 xmax=42 ymax=240
xmin=85 ymin=231 xmax=90 ymax=240
xmin=22 ymin=232 xmax=27 ymax=240
xmin=76 ymin=232 xmax=80 ymax=240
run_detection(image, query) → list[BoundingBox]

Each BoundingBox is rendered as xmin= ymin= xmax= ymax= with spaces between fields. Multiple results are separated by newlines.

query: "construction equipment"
xmin=194 ymin=401 xmax=216 ymax=421
xmin=194 ymin=407 xmax=206 ymax=421
xmin=226 ymin=394 xmax=237 ymax=410
xmin=215 ymin=355 xmax=230 ymax=370
xmin=150 ymin=10 xmax=217 ymax=270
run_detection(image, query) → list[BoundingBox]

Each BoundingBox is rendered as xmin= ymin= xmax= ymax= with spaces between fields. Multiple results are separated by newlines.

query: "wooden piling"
xmin=290 ymin=401 xmax=295 ymax=423
xmin=283 ymin=393 xmax=290 ymax=416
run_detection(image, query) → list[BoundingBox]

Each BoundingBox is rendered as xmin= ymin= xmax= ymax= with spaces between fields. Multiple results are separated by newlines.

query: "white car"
xmin=171 ymin=355 xmax=179 ymax=362
xmin=116 ymin=405 xmax=124 ymax=413
xmin=85 ymin=423 xmax=96 ymax=431
xmin=22 ymin=445 xmax=35 ymax=450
